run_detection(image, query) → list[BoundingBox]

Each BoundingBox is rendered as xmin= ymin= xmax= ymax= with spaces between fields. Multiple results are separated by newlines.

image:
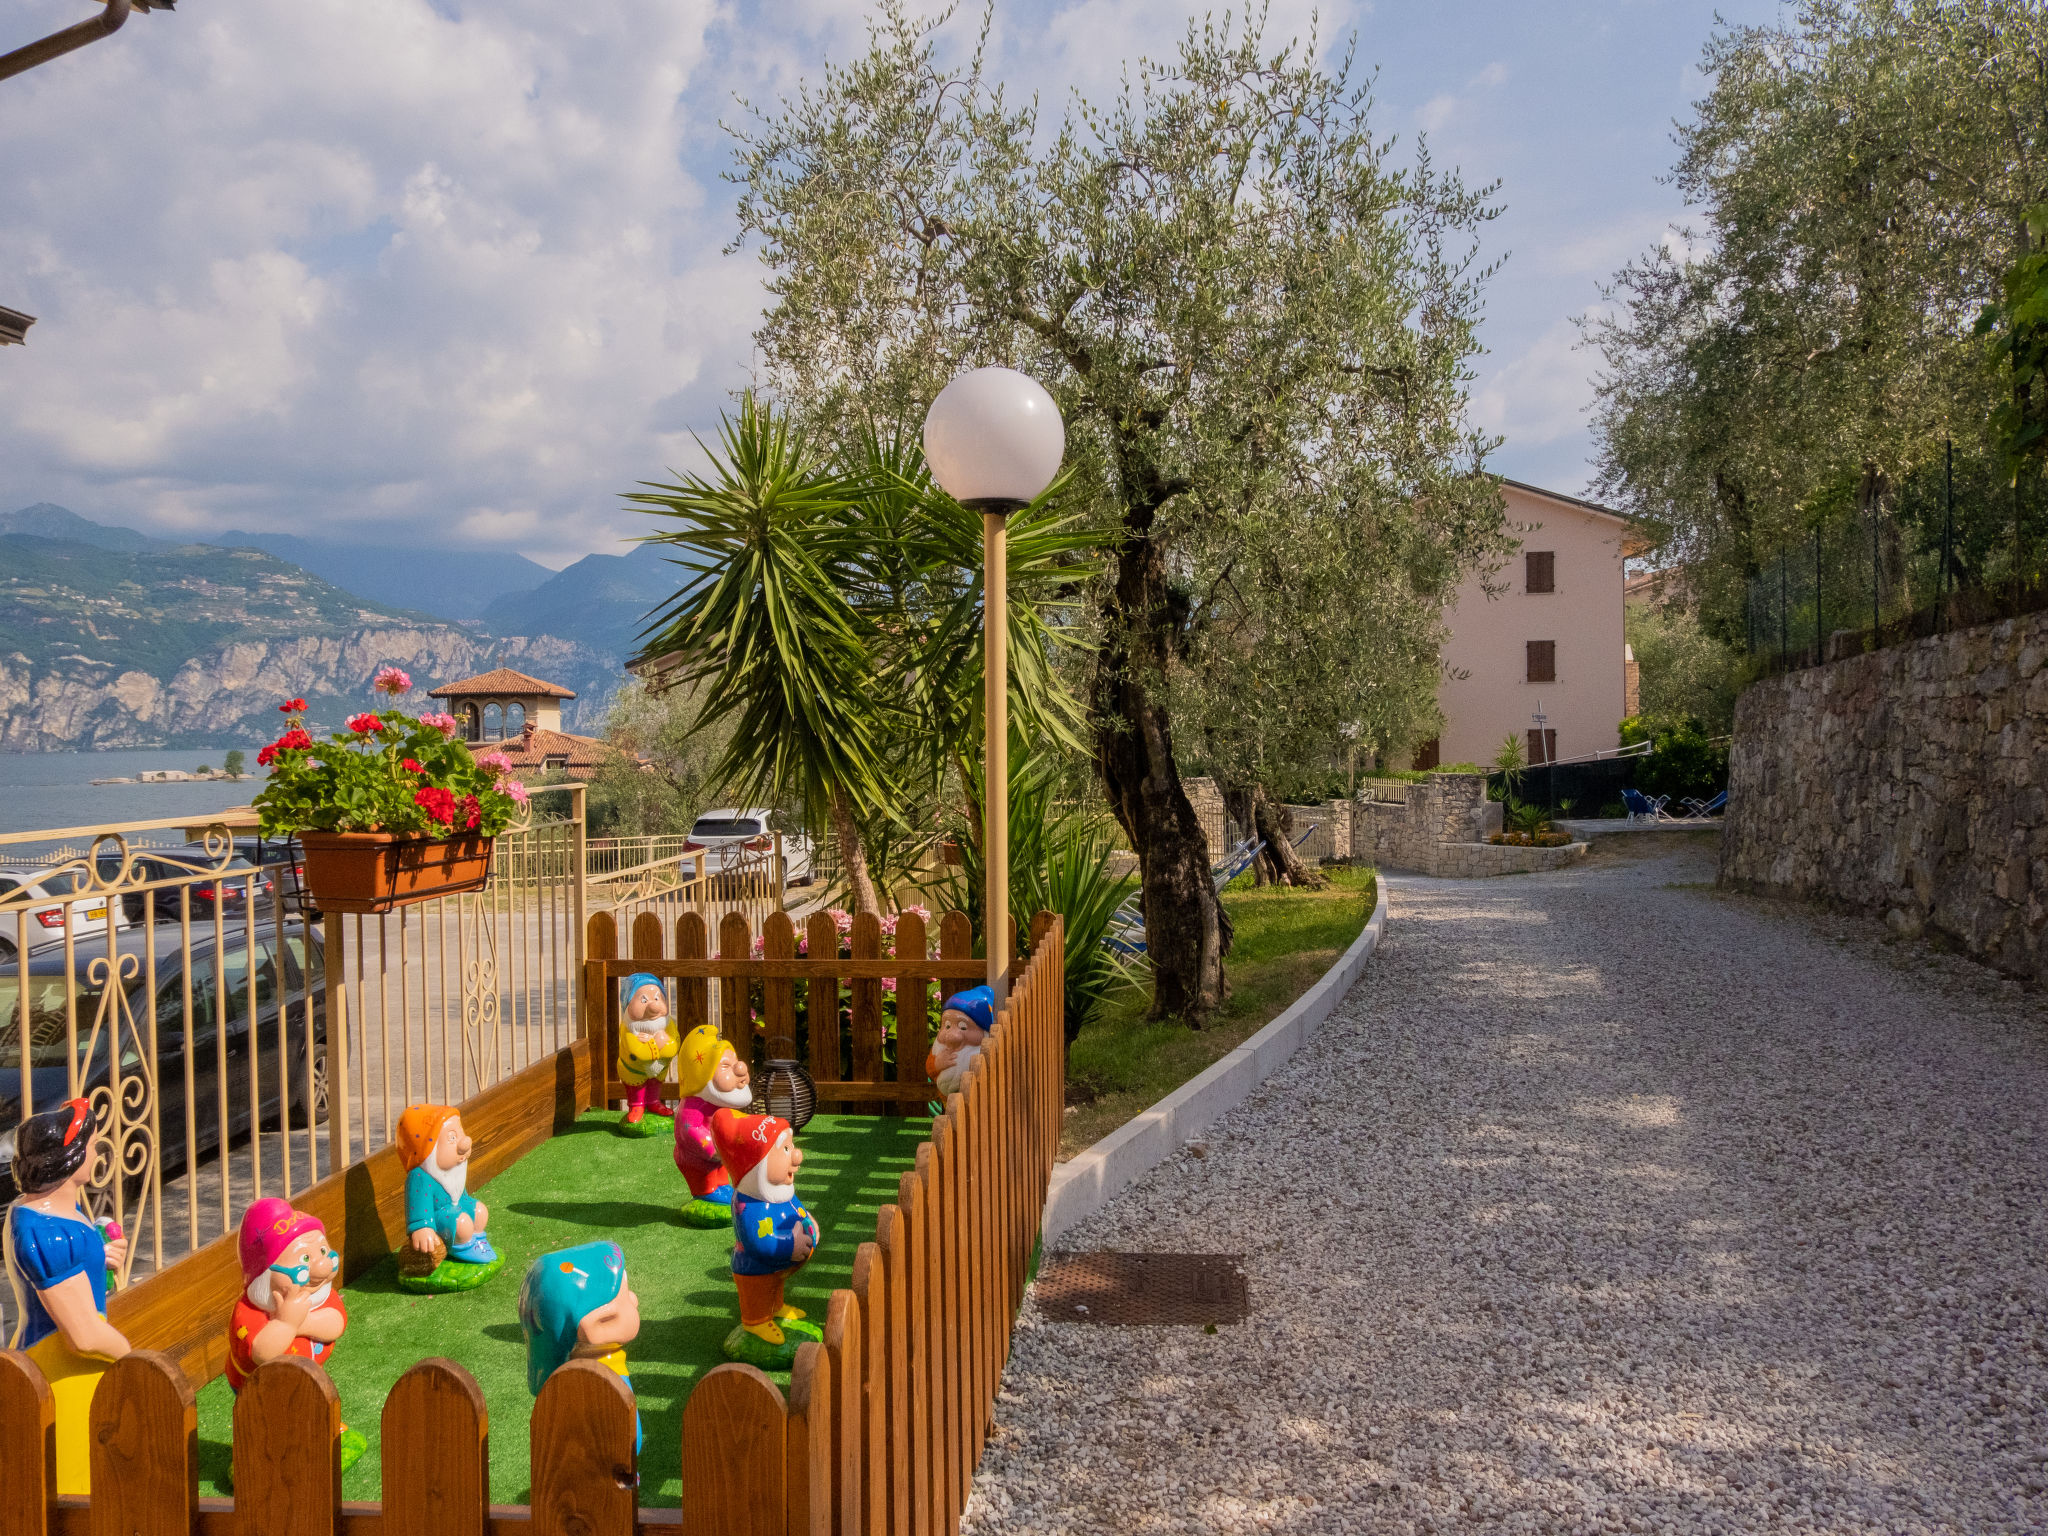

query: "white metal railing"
xmin=0 ymin=788 xmax=587 ymax=1340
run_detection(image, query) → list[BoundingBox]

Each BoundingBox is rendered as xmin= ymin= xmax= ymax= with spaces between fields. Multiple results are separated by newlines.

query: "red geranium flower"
xmin=458 ymin=793 xmax=481 ymax=831
xmin=256 ymin=743 xmax=278 ymax=768
xmin=277 ymin=727 xmax=313 ymax=752
xmin=279 ymin=698 xmax=306 ymax=714
xmin=402 ymin=758 xmax=424 ymax=773
xmin=414 ymin=785 xmax=456 ymax=826
xmin=346 ymin=713 xmax=383 ymax=734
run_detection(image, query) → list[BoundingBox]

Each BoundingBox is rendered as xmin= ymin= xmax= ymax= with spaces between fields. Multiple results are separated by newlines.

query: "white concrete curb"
xmin=1040 ymin=878 xmax=1389 ymax=1244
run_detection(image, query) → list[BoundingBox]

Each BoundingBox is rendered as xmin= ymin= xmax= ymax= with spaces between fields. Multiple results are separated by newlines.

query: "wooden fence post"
xmin=822 ymin=1291 xmax=863 ymax=1536
xmin=806 ymin=913 xmax=842 ymax=1087
xmin=530 ymin=1358 xmax=637 ymax=1536
xmin=676 ymin=912 xmax=709 ymax=1035
xmin=848 ymin=1243 xmax=886 ymax=1534
xmin=912 ymin=1142 xmax=950 ymax=1536
xmin=875 ymin=1207 xmax=911 ymax=1535
xmin=894 ymin=911 xmax=931 ymax=1109
xmin=763 ymin=912 xmax=797 ymax=1048
xmin=0 ymin=1350 xmax=54 ymax=1536
xmin=892 ymin=1174 xmax=931 ymax=1536
xmin=938 ymin=1110 xmax=966 ymax=1529
xmin=586 ymin=911 xmax=618 ymax=1112
xmin=630 ymin=911 xmax=665 ymax=965
xmin=381 ymin=1358 xmax=489 ymax=1536
xmin=88 ymin=1350 xmax=195 ymax=1536
xmin=785 ymin=1341 xmax=832 ymax=1536
xmin=848 ymin=914 xmax=884 ymax=1113
xmin=233 ymin=1357 xmax=341 ymax=1536
xmin=682 ymin=1363 xmax=787 ymax=1536
xmin=718 ymin=913 xmax=751 ymax=1039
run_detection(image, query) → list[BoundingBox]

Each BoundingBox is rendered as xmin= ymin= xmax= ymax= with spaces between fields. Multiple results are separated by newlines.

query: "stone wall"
xmin=1182 ymin=776 xmax=1228 ymax=861
xmin=1721 ymin=609 xmax=2047 ymax=984
xmin=1282 ymin=801 xmax=1353 ymax=863
xmin=1352 ymin=772 xmax=1583 ymax=877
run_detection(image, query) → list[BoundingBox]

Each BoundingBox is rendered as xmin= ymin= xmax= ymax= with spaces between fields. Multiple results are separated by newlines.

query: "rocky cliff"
xmin=0 ymin=628 xmax=621 ymax=750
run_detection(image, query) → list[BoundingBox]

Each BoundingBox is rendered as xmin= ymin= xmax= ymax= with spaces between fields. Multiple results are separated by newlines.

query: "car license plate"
xmin=85 ymin=906 xmax=106 ymax=921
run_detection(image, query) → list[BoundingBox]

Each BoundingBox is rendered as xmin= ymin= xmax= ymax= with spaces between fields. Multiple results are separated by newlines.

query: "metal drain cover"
xmin=1035 ymin=1251 xmax=1248 ymax=1326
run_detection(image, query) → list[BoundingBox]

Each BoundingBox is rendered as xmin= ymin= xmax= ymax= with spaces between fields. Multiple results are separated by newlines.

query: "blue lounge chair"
xmin=1104 ymin=835 xmax=1268 ymax=958
xmin=1679 ymin=790 xmax=1728 ymax=818
xmin=1621 ymin=788 xmax=1672 ymax=823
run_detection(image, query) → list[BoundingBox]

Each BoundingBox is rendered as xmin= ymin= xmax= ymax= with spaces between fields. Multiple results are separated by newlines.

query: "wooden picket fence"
xmin=0 ymin=910 xmax=1067 ymax=1536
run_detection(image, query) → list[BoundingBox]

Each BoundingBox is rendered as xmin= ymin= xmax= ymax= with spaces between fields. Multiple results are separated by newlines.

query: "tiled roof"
xmin=473 ymin=727 xmax=619 ymax=781
xmin=428 ymin=667 xmax=577 ymax=699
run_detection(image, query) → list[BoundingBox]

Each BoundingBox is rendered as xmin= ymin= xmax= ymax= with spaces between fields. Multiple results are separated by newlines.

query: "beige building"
xmin=427 ymin=667 xmax=613 ymax=781
xmin=1415 ymin=480 xmax=1643 ymax=770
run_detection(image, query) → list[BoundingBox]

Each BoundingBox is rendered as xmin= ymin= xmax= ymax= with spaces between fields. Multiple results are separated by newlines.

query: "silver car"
xmin=0 ymin=867 xmax=124 ymax=961
xmin=686 ymin=808 xmax=813 ymax=886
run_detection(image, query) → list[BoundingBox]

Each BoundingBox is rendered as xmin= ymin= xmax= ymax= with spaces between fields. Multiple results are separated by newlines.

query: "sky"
xmin=0 ymin=0 xmax=1784 ymax=569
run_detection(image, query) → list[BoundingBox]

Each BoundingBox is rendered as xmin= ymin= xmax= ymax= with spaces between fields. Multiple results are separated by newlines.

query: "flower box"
xmin=299 ymin=830 xmax=495 ymax=913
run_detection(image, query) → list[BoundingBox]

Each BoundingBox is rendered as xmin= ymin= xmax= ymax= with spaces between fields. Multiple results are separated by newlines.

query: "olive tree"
xmin=732 ymin=4 xmax=1505 ymax=1019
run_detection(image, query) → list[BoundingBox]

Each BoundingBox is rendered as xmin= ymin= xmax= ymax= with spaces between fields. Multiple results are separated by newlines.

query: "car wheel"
xmin=281 ymin=1045 xmax=330 ymax=1129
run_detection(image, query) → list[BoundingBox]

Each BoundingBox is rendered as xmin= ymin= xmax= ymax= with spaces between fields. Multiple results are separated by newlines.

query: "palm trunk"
xmin=827 ymin=786 xmax=880 ymax=915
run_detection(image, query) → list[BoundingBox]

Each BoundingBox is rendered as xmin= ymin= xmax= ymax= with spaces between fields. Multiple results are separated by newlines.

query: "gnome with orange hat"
xmin=226 ymin=1198 xmax=367 ymax=1470
xmin=711 ymin=1107 xmax=823 ymax=1367
xmin=395 ymin=1104 xmax=502 ymax=1292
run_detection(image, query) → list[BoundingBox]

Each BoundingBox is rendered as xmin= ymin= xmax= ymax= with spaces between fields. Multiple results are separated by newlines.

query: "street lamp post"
xmin=922 ymin=368 xmax=1065 ymax=1007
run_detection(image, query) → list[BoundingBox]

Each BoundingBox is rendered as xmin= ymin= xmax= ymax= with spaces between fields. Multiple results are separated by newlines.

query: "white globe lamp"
xmin=923 ymin=367 xmax=1066 ymax=514
xmin=922 ymin=368 xmax=1066 ymax=1005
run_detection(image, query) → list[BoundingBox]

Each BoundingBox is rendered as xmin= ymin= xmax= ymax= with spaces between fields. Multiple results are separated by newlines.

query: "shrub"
xmin=1619 ymin=715 xmax=1729 ymax=802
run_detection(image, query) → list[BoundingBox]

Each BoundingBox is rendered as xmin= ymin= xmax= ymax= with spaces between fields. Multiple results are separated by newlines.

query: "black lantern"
xmin=751 ymin=1036 xmax=817 ymax=1133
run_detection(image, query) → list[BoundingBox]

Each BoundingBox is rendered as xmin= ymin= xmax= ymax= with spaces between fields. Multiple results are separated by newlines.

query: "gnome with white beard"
xmin=672 ymin=1024 xmax=752 ymax=1227
xmin=226 ymin=1198 xmax=367 ymax=1469
xmin=926 ymin=985 xmax=995 ymax=1096
xmin=396 ymin=1104 xmax=502 ymax=1291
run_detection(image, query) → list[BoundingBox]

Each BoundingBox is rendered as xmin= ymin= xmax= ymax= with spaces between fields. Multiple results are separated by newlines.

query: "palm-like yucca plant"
xmin=626 ymin=394 xmax=896 ymax=910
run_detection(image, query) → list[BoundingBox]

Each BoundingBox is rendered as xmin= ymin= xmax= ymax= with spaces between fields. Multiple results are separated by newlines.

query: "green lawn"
xmin=192 ymin=1109 xmax=929 ymax=1508
xmin=1060 ymin=864 xmax=1377 ymax=1156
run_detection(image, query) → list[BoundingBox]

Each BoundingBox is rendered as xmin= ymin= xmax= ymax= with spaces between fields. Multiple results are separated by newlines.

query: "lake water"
xmin=1 ymin=748 xmax=266 ymax=855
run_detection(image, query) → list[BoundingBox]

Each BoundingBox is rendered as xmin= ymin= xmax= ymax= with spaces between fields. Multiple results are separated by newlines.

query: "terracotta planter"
xmin=298 ymin=830 xmax=495 ymax=914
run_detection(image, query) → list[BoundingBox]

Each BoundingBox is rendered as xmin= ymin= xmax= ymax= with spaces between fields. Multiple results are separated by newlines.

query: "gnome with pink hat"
xmin=225 ymin=1198 xmax=367 ymax=1468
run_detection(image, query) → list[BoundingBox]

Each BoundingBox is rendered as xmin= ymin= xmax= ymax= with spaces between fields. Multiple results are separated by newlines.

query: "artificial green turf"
xmin=192 ymin=1108 xmax=929 ymax=1508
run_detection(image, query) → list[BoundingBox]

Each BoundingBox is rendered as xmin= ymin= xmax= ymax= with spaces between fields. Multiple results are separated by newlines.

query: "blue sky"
xmin=0 ymin=0 xmax=1781 ymax=567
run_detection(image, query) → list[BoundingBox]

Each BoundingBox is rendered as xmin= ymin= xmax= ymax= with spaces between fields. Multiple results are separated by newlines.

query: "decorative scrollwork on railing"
xmin=78 ymin=951 xmax=156 ymax=1289
xmin=0 ymin=823 xmax=239 ymax=914
xmin=460 ymin=895 xmax=503 ymax=1097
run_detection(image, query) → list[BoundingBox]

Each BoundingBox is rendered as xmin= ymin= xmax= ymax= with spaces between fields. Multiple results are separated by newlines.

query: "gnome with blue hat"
xmin=617 ymin=972 xmax=681 ymax=1134
xmin=926 ymin=984 xmax=995 ymax=1096
xmin=519 ymin=1240 xmax=643 ymax=1455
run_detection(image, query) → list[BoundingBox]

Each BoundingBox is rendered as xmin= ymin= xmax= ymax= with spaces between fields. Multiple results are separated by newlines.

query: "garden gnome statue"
xmin=226 ymin=1197 xmax=368 ymax=1470
xmin=519 ymin=1241 xmax=643 ymax=1456
xmin=672 ymin=1024 xmax=752 ymax=1227
xmin=711 ymin=1108 xmax=822 ymax=1368
xmin=395 ymin=1103 xmax=502 ymax=1292
xmin=1 ymin=1099 xmax=129 ymax=1495
xmin=617 ymin=973 xmax=681 ymax=1134
xmin=927 ymin=984 xmax=995 ymax=1095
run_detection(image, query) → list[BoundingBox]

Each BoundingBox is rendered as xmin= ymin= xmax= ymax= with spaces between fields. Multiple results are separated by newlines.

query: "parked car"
xmin=182 ymin=836 xmax=318 ymax=919
xmin=93 ymin=849 xmax=276 ymax=926
xmin=685 ymin=808 xmax=815 ymax=886
xmin=0 ymin=920 xmax=328 ymax=1202
xmin=0 ymin=867 xmax=124 ymax=961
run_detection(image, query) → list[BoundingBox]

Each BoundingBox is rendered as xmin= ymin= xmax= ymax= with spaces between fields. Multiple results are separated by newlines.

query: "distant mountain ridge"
xmin=215 ymin=528 xmax=553 ymax=622
xmin=0 ymin=504 xmax=626 ymax=749
xmin=481 ymin=540 xmax=695 ymax=658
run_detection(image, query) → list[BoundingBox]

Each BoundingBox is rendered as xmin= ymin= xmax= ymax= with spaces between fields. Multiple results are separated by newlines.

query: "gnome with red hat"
xmin=711 ymin=1107 xmax=822 ymax=1366
xmin=226 ymin=1198 xmax=367 ymax=1469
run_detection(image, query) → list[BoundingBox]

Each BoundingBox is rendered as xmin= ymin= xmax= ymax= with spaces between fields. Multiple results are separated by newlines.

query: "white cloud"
xmin=1469 ymin=315 xmax=1599 ymax=450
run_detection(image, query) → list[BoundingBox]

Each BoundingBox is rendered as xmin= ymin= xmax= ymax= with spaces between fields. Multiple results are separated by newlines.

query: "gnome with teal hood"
xmin=519 ymin=1241 xmax=643 ymax=1454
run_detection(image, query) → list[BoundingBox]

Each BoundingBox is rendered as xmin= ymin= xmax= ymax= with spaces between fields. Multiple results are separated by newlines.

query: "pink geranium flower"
xmin=499 ymin=776 xmax=530 ymax=807
xmin=417 ymin=712 xmax=458 ymax=739
xmin=475 ymin=751 xmax=513 ymax=773
xmin=372 ymin=665 xmax=412 ymax=696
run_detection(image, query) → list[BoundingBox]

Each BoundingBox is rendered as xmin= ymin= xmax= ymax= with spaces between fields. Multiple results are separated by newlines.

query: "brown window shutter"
xmin=1525 ymin=728 xmax=1557 ymax=765
xmin=1525 ymin=551 xmax=1555 ymax=593
xmin=1526 ymin=640 xmax=1556 ymax=682
xmin=1412 ymin=736 xmax=1440 ymax=771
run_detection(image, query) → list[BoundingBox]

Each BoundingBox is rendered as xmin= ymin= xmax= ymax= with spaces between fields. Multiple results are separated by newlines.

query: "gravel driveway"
xmin=965 ymin=835 xmax=2048 ymax=1535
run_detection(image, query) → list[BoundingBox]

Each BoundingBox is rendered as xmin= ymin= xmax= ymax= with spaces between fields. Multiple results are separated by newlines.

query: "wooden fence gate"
xmin=0 ymin=912 xmax=1066 ymax=1536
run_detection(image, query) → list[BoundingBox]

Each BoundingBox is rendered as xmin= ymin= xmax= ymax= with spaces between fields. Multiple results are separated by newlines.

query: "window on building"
xmin=1526 ymin=640 xmax=1556 ymax=682
xmin=1412 ymin=736 xmax=1440 ymax=771
xmin=1525 ymin=551 xmax=1555 ymax=593
xmin=484 ymin=703 xmax=504 ymax=740
xmin=543 ymin=753 xmax=570 ymax=774
xmin=1526 ymin=728 xmax=1557 ymax=766
xmin=460 ymin=703 xmax=481 ymax=741
xmin=506 ymin=702 xmax=526 ymax=734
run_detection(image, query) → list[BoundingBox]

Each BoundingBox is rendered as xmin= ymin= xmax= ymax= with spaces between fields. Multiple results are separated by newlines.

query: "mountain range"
xmin=0 ymin=503 xmax=685 ymax=749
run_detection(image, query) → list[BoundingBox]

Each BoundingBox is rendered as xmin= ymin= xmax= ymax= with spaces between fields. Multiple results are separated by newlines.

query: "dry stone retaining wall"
xmin=1352 ymin=772 xmax=1585 ymax=877
xmin=1721 ymin=608 xmax=2047 ymax=984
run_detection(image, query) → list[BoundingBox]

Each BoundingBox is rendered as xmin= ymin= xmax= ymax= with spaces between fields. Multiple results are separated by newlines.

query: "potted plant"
xmin=250 ymin=668 xmax=530 ymax=913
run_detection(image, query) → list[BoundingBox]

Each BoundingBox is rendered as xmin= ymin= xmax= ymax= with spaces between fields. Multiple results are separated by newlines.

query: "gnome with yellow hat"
xmin=672 ymin=1024 xmax=753 ymax=1227
xmin=394 ymin=1104 xmax=503 ymax=1292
